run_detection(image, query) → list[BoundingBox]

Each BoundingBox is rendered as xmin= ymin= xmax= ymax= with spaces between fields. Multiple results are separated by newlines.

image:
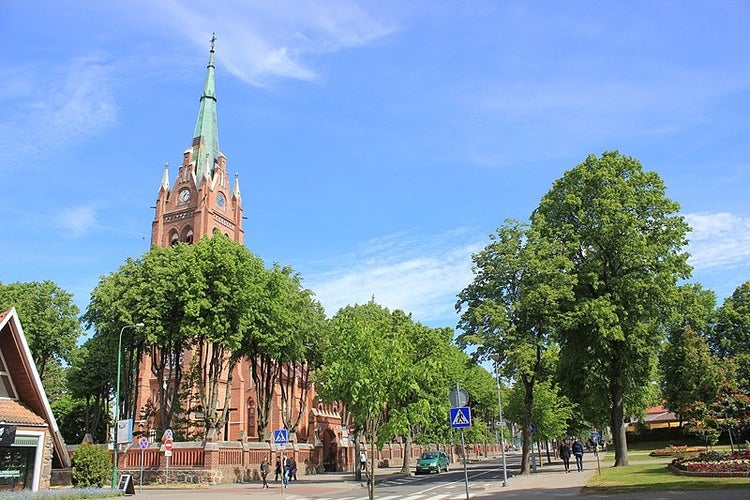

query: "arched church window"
xmin=182 ymin=227 xmax=194 ymax=244
xmin=169 ymin=231 xmax=179 ymax=247
xmin=247 ymin=398 xmax=256 ymax=438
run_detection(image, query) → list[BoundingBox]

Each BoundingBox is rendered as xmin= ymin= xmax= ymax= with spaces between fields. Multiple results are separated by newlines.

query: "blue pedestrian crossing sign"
xmin=273 ymin=429 xmax=288 ymax=444
xmin=449 ymin=407 xmax=472 ymax=428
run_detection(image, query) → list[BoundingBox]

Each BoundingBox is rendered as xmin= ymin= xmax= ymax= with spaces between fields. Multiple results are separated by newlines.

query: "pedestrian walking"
xmin=282 ymin=456 xmax=292 ymax=487
xmin=289 ymin=458 xmax=297 ymax=481
xmin=274 ymin=458 xmax=281 ymax=482
xmin=260 ymin=457 xmax=269 ymax=488
xmin=572 ymin=438 xmax=584 ymax=472
xmin=558 ymin=441 xmax=571 ymax=473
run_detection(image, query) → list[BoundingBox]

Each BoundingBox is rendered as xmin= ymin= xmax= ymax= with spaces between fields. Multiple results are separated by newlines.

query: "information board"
xmin=117 ymin=474 xmax=135 ymax=495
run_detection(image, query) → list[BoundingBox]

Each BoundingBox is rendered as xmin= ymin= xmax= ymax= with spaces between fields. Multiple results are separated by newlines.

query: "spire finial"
xmin=210 ymin=32 xmax=217 ymax=52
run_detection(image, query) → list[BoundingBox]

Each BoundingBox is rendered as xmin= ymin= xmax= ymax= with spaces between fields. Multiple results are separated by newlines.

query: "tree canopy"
xmin=532 ymin=151 xmax=691 ymax=466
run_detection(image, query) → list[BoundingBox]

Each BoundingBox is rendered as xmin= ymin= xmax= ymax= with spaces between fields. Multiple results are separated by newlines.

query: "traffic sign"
xmin=348 ymin=424 xmax=356 ymax=435
xmin=164 ymin=429 xmax=173 ymax=440
xmin=273 ymin=429 xmax=288 ymax=444
xmin=530 ymin=423 xmax=536 ymax=434
xmin=449 ymin=407 xmax=472 ymax=428
xmin=449 ymin=387 xmax=469 ymax=407
xmin=164 ymin=438 xmax=173 ymax=451
xmin=139 ymin=437 xmax=149 ymax=449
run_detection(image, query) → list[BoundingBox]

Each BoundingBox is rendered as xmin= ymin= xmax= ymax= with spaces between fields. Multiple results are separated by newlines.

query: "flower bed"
xmin=670 ymin=450 xmax=750 ymax=477
xmin=649 ymin=445 xmax=704 ymax=457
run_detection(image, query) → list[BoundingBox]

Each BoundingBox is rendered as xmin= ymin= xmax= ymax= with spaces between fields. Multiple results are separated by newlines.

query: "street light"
xmin=111 ymin=322 xmax=144 ymax=490
xmin=495 ymin=360 xmax=508 ymax=487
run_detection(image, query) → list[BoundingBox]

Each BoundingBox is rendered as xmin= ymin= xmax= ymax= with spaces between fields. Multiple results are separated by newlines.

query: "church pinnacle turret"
xmin=191 ymin=33 xmax=220 ymax=187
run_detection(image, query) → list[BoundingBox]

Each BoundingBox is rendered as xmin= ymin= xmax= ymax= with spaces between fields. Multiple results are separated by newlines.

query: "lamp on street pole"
xmin=111 ymin=322 xmax=144 ymax=490
xmin=495 ymin=361 xmax=508 ymax=487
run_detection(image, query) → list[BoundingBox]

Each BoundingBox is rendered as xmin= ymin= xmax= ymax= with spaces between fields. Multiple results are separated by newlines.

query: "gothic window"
xmin=169 ymin=230 xmax=179 ymax=247
xmin=181 ymin=227 xmax=194 ymax=244
xmin=247 ymin=399 xmax=256 ymax=438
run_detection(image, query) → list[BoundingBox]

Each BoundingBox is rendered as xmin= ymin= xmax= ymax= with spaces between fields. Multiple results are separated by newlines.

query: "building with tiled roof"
xmin=0 ymin=307 xmax=70 ymax=492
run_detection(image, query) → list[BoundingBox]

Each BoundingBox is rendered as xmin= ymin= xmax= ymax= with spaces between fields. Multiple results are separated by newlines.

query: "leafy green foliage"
xmin=532 ymin=151 xmax=692 ymax=466
xmin=0 ymin=280 xmax=82 ymax=379
xmin=711 ymin=281 xmax=750 ymax=390
xmin=71 ymin=444 xmax=111 ymax=488
xmin=456 ymin=219 xmax=573 ymax=473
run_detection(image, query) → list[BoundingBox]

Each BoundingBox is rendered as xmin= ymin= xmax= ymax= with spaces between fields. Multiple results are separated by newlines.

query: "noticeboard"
xmin=117 ymin=474 xmax=135 ymax=495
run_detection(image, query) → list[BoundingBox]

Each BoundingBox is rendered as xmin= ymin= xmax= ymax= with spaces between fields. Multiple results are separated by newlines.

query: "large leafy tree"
xmin=532 ymin=151 xmax=691 ymax=466
xmin=711 ymin=281 xmax=750 ymax=390
xmin=456 ymin=220 xmax=573 ymax=474
xmin=84 ymin=234 xmax=268 ymax=436
xmin=0 ymin=280 xmax=82 ymax=380
xmin=232 ymin=264 xmax=326 ymax=440
xmin=661 ymin=285 xmax=726 ymax=420
xmin=316 ymin=301 xmax=413 ymax=500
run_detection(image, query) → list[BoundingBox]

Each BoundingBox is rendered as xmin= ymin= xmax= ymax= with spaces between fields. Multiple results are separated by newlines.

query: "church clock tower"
xmin=151 ymin=35 xmax=244 ymax=247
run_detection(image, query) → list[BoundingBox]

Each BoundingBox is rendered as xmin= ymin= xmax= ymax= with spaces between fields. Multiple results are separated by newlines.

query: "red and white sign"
xmin=164 ymin=438 xmax=173 ymax=451
xmin=348 ymin=424 xmax=356 ymax=435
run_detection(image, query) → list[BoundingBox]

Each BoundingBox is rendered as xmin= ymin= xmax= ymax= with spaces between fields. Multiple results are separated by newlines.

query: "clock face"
xmin=216 ymin=192 xmax=226 ymax=208
xmin=179 ymin=189 xmax=191 ymax=203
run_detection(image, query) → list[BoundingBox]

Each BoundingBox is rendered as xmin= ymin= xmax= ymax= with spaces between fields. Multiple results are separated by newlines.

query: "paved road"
xmin=129 ymin=451 xmax=750 ymax=499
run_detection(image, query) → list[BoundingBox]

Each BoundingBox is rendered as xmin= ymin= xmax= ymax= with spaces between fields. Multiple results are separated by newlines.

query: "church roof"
xmin=192 ymin=33 xmax=220 ymax=187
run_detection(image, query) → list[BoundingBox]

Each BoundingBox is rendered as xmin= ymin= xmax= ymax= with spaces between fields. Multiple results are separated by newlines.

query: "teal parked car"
xmin=415 ymin=450 xmax=449 ymax=474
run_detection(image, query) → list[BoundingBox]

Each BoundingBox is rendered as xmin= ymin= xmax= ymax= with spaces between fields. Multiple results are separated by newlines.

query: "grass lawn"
xmin=584 ymin=454 xmax=750 ymax=494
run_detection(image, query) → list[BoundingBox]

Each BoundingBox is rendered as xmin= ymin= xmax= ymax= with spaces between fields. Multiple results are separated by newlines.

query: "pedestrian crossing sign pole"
xmin=449 ymin=383 xmax=472 ymax=500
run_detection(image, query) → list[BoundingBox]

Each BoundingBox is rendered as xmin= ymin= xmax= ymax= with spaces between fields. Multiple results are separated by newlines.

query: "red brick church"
xmin=132 ymin=37 xmax=345 ymax=473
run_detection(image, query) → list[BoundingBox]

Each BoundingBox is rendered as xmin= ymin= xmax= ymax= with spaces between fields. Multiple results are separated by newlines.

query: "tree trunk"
xmin=520 ymin=376 xmax=535 ymax=475
xmin=401 ymin=434 xmax=412 ymax=474
xmin=610 ymin=380 xmax=629 ymax=466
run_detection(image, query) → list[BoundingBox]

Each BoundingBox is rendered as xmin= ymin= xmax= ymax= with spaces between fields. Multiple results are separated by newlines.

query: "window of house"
xmin=0 ymin=350 xmax=18 ymax=399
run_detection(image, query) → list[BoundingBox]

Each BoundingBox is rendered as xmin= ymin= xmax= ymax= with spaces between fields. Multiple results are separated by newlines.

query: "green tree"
xmin=533 ymin=151 xmax=691 ymax=466
xmin=66 ymin=338 xmax=112 ymax=442
xmin=316 ymin=301 xmax=413 ymax=500
xmin=660 ymin=285 xmax=725 ymax=420
xmin=505 ymin=379 xmax=575 ymax=444
xmin=456 ymin=220 xmax=573 ymax=474
xmin=0 ymin=280 xmax=82 ymax=380
xmin=84 ymin=234 xmax=268 ymax=437
xmin=711 ymin=281 xmax=750 ymax=390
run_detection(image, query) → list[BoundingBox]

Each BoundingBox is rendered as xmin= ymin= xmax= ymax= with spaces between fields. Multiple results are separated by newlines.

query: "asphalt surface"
xmin=119 ymin=451 xmax=750 ymax=499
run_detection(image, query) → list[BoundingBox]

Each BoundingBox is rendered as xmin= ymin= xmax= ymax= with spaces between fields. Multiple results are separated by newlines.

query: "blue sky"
xmin=1 ymin=0 xmax=749 ymax=329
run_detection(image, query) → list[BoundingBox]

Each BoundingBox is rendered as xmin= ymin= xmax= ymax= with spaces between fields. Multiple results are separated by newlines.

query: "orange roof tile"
xmin=0 ymin=398 xmax=47 ymax=426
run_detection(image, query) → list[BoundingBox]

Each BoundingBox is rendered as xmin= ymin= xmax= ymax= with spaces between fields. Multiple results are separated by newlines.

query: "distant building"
xmin=0 ymin=307 xmax=70 ymax=492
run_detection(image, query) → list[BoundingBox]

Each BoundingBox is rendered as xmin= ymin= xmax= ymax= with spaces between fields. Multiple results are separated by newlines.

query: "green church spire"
xmin=191 ymin=33 xmax=220 ymax=186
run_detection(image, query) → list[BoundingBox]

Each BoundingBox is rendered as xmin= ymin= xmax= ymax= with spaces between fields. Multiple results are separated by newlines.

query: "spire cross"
xmin=210 ymin=33 xmax=217 ymax=52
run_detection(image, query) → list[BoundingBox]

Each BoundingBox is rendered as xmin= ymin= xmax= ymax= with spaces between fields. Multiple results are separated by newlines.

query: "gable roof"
xmin=0 ymin=307 xmax=71 ymax=467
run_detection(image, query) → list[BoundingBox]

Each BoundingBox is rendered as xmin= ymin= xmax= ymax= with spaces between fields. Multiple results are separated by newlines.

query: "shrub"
xmin=71 ymin=444 xmax=111 ymax=488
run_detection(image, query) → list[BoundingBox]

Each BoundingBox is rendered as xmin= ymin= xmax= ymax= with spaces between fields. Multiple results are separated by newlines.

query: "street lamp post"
xmin=111 ymin=322 xmax=144 ymax=490
xmin=495 ymin=362 xmax=508 ymax=487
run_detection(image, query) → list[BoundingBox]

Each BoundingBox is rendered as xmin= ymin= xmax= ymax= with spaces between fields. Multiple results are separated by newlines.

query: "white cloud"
xmin=685 ymin=212 xmax=750 ymax=270
xmin=0 ymin=57 xmax=118 ymax=167
xmin=306 ymin=229 xmax=484 ymax=324
xmin=56 ymin=205 xmax=98 ymax=238
xmin=154 ymin=0 xmax=397 ymax=86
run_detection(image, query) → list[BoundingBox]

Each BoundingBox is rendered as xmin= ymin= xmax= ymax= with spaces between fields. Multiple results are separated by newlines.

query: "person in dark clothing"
xmin=274 ymin=458 xmax=281 ymax=482
xmin=572 ymin=438 xmax=584 ymax=472
xmin=260 ymin=457 xmax=270 ymax=488
xmin=289 ymin=458 xmax=297 ymax=481
xmin=559 ymin=441 xmax=572 ymax=473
